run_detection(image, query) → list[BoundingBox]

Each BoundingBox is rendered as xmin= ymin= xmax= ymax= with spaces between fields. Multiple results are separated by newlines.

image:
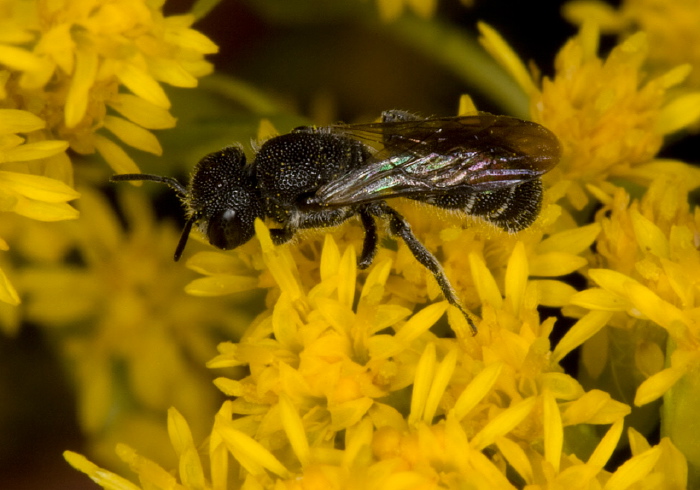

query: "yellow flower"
xmin=66 ymin=297 xmax=683 ymax=490
xmin=65 ymin=409 xmax=687 ymax=489
xmin=190 ymin=226 xmax=632 ymax=485
xmin=0 ymin=0 xmax=216 ymax=174
xmin=373 ymin=0 xmax=437 ymax=21
xmin=18 ymin=186 xmax=249 ymax=467
xmin=565 ymin=0 xmax=700 ymax=89
xmin=568 ymin=178 xmax=700 ymax=402
xmin=0 ymin=108 xmax=77 ymax=311
xmin=479 ymin=21 xmax=700 ymax=210
xmin=561 ymin=177 xmax=700 ymax=480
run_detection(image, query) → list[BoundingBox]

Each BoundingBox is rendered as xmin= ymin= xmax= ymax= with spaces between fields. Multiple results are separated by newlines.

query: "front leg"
xmin=271 ymin=207 xmax=354 ymax=245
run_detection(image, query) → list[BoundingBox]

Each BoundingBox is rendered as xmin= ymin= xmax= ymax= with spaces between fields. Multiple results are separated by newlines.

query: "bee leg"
xmin=270 ymin=228 xmax=294 ymax=245
xmin=369 ymin=202 xmax=478 ymax=335
xmin=358 ymin=207 xmax=378 ymax=269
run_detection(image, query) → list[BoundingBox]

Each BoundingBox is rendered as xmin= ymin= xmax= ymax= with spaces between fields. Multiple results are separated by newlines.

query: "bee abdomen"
xmin=423 ymin=179 xmax=543 ymax=233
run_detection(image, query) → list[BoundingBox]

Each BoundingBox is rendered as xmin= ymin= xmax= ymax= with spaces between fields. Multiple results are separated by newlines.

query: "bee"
xmin=112 ymin=110 xmax=560 ymax=334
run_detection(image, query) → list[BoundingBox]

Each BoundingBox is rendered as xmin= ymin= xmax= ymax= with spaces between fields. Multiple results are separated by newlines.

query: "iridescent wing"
xmin=312 ymin=114 xmax=560 ymax=206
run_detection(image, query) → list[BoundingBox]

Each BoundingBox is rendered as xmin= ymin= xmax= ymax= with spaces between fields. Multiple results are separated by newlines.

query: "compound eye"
xmin=207 ymin=209 xmax=254 ymax=250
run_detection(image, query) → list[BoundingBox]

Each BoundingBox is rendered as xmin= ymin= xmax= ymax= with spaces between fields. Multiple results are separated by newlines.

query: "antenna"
xmin=111 ymin=173 xmax=193 ymax=260
xmin=110 ymin=173 xmax=188 ymax=198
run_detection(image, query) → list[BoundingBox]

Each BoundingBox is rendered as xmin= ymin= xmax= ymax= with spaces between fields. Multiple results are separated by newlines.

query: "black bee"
xmin=112 ymin=110 xmax=560 ymax=334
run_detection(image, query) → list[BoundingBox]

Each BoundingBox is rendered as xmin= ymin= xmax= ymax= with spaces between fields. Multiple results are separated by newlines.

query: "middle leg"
xmin=367 ymin=202 xmax=477 ymax=334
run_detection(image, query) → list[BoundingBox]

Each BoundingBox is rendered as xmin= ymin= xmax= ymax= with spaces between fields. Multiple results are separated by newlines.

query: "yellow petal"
xmin=394 ymin=301 xmax=447 ymax=344
xmin=656 ymin=92 xmax=700 ymax=135
xmin=495 ymin=436 xmax=533 ymax=484
xmin=185 ymin=275 xmax=259 ymax=296
xmin=451 ymin=362 xmax=504 ymax=421
xmin=329 ymin=397 xmax=374 ymax=431
xmin=543 ymin=391 xmax=563 ymax=473
xmin=570 ymin=287 xmax=628 ymax=311
xmin=0 ymin=109 xmax=46 ymax=133
xmin=458 ymin=94 xmax=478 ymax=115
xmin=562 ymin=389 xmax=630 ymax=425
xmin=216 ymin=424 xmax=289 ymax=478
xmin=116 ymin=62 xmax=171 ymax=109
xmin=562 ymin=0 xmax=628 ymax=31
xmin=337 ymin=244 xmax=356 ymax=309
xmin=94 ymin=134 xmax=141 ymax=174
xmin=534 ymin=279 xmax=577 ymax=307
xmin=103 ymin=115 xmax=162 ymax=155
xmin=471 ymin=397 xmax=536 ymax=450
xmin=635 ymin=366 xmax=687 ymax=406
xmin=279 ymin=394 xmax=310 ymax=466
xmin=536 ymin=223 xmax=601 ymax=255
xmin=320 ymin=233 xmax=341 ymax=281
xmin=630 ymin=209 xmax=669 ymax=259
xmin=409 ymin=342 xmax=436 ymax=425
xmin=0 ymin=45 xmax=44 ymax=72
xmin=65 ymin=47 xmax=98 ymax=128
xmin=469 ymin=252 xmax=503 ymax=308
xmin=424 ymin=347 xmax=458 ymax=422
xmin=588 ymin=419 xmax=624 ymax=468
xmin=625 ymin=282 xmax=688 ymax=333
xmin=167 ymin=408 xmax=205 ymax=490
xmin=255 ymin=219 xmax=303 ymax=301
xmin=529 ymin=252 xmax=588 ymax=276
xmin=539 ymin=372 xmax=584 ymax=401
xmin=108 ymin=94 xmax=177 ymax=129
xmin=505 ymin=241 xmax=528 ymax=315
xmin=478 ymin=22 xmax=537 ymax=96
xmin=605 ymin=446 xmax=661 ymax=490
xmin=148 ymin=57 xmax=198 ymax=88
xmin=0 ymin=171 xmax=79 ymax=202
xmin=164 ymin=16 xmax=219 ymax=53
xmin=0 ymin=267 xmax=20 ymax=305
xmin=0 ymin=140 xmax=69 ymax=163
xmin=63 ymin=451 xmax=141 ymax=490
xmin=552 ymin=310 xmax=613 ymax=364
xmin=116 ymin=444 xmax=179 ymax=488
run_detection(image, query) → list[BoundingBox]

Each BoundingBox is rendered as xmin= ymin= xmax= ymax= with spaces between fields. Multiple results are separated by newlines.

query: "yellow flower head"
xmin=192 ymin=224 xmax=635 ymax=486
xmin=0 ymin=0 xmax=217 ymax=173
xmin=569 ymin=177 xmax=700 ymax=409
xmin=65 ymin=285 xmax=633 ymax=487
xmin=479 ymin=21 xmax=700 ymax=209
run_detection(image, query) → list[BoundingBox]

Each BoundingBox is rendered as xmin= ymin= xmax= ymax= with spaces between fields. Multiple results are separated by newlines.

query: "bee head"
xmin=111 ymin=145 xmax=263 ymax=261
xmin=187 ymin=146 xmax=263 ymax=256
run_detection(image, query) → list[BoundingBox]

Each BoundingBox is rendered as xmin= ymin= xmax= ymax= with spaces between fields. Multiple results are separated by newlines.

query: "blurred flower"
xmin=564 ymin=0 xmax=700 ymax=90
xmin=372 ymin=0 xmax=437 ymax=22
xmin=18 ymin=186 xmax=253 ymax=466
xmin=0 ymin=108 xmax=76 ymax=316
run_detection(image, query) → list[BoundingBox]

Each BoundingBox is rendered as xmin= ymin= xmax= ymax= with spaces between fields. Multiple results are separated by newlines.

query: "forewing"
xmin=314 ymin=114 xmax=560 ymax=206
